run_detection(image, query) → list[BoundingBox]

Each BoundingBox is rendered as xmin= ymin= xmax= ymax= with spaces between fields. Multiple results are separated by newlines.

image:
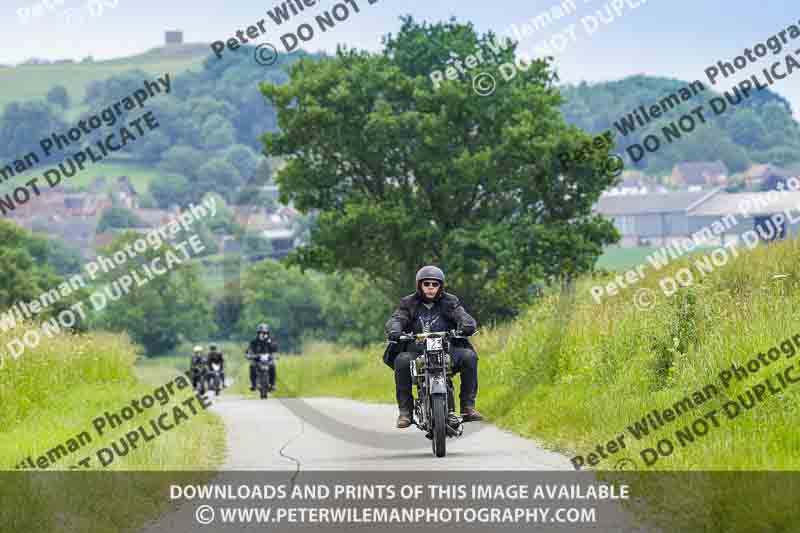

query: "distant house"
xmin=738 ymin=163 xmax=797 ymax=191
xmin=115 ymin=176 xmax=139 ymax=208
xmin=92 ymin=231 xmax=119 ymax=252
xmin=671 ymin=161 xmax=729 ymax=189
xmin=594 ymin=189 xmax=721 ymax=246
xmin=165 ymin=30 xmax=183 ymax=46
xmin=88 ymin=176 xmax=108 ymax=194
xmin=63 ymin=193 xmax=112 ymax=217
xmin=262 ymin=228 xmax=297 ymax=258
xmin=603 ymin=177 xmax=651 ymax=196
xmin=689 ymin=190 xmax=800 ymax=243
xmin=135 ymin=208 xmax=174 ymax=228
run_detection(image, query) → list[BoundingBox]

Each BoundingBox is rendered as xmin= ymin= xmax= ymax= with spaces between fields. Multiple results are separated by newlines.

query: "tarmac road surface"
xmin=215 ymin=395 xmax=572 ymax=471
xmin=137 ymin=394 xmax=655 ymax=532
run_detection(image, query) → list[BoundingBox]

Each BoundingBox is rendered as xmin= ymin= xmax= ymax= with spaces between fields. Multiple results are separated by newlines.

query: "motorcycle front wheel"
xmin=259 ymin=371 xmax=269 ymax=399
xmin=432 ymin=395 xmax=447 ymax=458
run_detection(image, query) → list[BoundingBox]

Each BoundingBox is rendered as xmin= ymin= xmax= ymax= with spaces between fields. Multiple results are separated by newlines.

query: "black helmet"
xmin=415 ymin=265 xmax=445 ymax=285
xmin=209 ymin=344 xmax=218 ymax=351
xmin=257 ymin=323 xmax=270 ymax=334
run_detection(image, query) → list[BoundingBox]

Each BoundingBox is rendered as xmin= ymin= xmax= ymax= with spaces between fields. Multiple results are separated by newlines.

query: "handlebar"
xmin=396 ymin=330 xmax=471 ymax=342
xmin=245 ymin=353 xmax=276 ymax=360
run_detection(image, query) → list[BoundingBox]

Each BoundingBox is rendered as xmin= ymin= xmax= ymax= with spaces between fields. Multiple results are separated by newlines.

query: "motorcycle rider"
xmin=190 ymin=345 xmax=206 ymax=390
xmin=384 ymin=265 xmax=483 ymax=429
xmin=245 ymin=323 xmax=278 ymax=391
xmin=207 ymin=344 xmax=226 ymax=389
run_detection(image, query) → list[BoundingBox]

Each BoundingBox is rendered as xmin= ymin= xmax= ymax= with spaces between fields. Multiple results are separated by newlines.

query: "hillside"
xmin=0 ymin=43 xmax=211 ymax=113
xmin=560 ymin=74 xmax=800 ymax=177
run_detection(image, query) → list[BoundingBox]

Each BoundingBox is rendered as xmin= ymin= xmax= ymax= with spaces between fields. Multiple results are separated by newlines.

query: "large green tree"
xmin=261 ymin=16 xmax=618 ymax=320
xmin=0 ymin=220 xmax=87 ymax=328
xmin=93 ymin=232 xmax=213 ymax=355
xmin=238 ymin=260 xmax=326 ymax=352
xmin=0 ymin=101 xmax=66 ymax=162
xmin=46 ymin=85 xmax=70 ymax=109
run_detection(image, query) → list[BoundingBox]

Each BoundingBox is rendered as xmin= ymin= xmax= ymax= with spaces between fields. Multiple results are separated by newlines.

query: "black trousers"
xmin=250 ymin=363 xmax=276 ymax=388
xmin=394 ymin=348 xmax=478 ymax=413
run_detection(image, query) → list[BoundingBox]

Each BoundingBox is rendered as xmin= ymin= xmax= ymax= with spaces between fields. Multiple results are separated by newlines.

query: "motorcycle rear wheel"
xmin=432 ymin=395 xmax=447 ymax=458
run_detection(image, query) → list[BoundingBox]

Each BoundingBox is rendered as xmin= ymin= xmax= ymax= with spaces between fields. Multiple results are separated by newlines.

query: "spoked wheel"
xmin=432 ymin=395 xmax=447 ymax=457
xmin=259 ymin=372 xmax=269 ymax=399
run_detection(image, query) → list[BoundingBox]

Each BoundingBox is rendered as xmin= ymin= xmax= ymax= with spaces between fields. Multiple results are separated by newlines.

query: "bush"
xmin=96 ymin=207 xmax=147 ymax=233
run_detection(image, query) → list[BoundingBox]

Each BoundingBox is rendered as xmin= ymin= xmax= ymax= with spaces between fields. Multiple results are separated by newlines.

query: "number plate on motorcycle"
xmin=426 ymin=337 xmax=443 ymax=351
xmin=259 ymin=355 xmax=271 ymax=362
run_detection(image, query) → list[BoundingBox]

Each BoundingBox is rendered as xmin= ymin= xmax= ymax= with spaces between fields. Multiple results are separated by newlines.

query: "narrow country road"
xmin=216 ymin=394 xmax=572 ymax=470
xmin=137 ymin=394 xmax=650 ymax=532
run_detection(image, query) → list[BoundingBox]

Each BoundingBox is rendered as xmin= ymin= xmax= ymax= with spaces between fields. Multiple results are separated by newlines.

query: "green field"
xmin=0 ymin=159 xmax=179 ymax=200
xmin=0 ymin=44 xmax=209 ymax=112
xmin=64 ymin=159 xmax=181 ymax=194
xmin=595 ymin=246 xmax=661 ymax=270
xmin=596 ymin=245 xmax=717 ymax=271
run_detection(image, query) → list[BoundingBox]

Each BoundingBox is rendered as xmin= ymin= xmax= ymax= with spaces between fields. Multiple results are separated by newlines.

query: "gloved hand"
xmin=459 ymin=325 xmax=476 ymax=336
xmin=387 ymin=331 xmax=402 ymax=342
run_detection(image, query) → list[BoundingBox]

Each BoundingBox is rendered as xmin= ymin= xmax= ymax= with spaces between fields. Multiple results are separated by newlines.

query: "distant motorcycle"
xmin=190 ymin=355 xmax=208 ymax=395
xmin=206 ymin=362 xmax=223 ymax=396
xmin=247 ymin=353 xmax=274 ymax=399
xmin=399 ymin=330 xmax=465 ymax=458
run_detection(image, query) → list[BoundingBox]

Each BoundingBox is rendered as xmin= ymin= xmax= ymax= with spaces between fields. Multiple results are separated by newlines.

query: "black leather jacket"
xmin=383 ymin=291 xmax=477 ymax=367
xmin=247 ymin=336 xmax=278 ymax=357
xmin=207 ymin=350 xmax=224 ymax=367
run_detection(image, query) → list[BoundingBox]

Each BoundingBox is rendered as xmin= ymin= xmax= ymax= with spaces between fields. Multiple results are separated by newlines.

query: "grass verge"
xmin=276 ymin=237 xmax=800 ymax=530
xmin=0 ymin=325 xmax=225 ymax=533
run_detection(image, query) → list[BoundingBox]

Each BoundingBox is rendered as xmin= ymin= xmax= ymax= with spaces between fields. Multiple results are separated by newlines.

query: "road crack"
xmin=277 ymin=402 xmax=305 ymax=487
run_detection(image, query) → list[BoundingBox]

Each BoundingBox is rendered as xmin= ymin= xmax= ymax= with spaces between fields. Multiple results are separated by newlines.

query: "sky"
xmin=4 ymin=0 xmax=800 ymax=115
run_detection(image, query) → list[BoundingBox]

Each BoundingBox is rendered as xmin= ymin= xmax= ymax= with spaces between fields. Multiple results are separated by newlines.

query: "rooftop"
xmin=690 ymin=191 xmax=800 ymax=217
xmin=595 ymin=189 xmax=720 ymax=216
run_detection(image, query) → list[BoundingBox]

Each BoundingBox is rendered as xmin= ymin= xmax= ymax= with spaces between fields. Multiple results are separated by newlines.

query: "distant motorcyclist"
xmin=384 ymin=265 xmax=483 ymax=429
xmin=207 ymin=344 xmax=226 ymax=388
xmin=190 ymin=345 xmax=206 ymax=390
xmin=245 ymin=323 xmax=278 ymax=391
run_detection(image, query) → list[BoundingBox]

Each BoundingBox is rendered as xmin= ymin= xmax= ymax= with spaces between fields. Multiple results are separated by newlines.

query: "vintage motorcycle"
xmin=206 ymin=362 xmax=224 ymax=396
xmin=246 ymin=352 xmax=275 ymax=399
xmin=398 ymin=330 xmax=466 ymax=458
xmin=190 ymin=355 xmax=208 ymax=395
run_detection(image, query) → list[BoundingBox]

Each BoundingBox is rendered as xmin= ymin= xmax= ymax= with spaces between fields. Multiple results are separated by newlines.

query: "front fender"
xmin=430 ymin=376 xmax=448 ymax=394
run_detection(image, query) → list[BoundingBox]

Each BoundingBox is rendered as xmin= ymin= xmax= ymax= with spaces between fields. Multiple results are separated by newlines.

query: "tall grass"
xmin=277 ymin=237 xmax=800 ymax=530
xmin=0 ymin=325 xmax=225 ymax=533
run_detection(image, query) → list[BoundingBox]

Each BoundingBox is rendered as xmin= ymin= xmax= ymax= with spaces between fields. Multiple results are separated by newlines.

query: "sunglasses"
xmin=422 ymin=281 xmax=441 ymax=288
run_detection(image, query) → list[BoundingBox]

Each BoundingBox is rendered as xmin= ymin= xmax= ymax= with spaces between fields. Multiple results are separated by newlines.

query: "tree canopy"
xmin=92 ymin=232 xmax=213 ymax=355
xmin=261 ymin=16 xmax=619 ymax=320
